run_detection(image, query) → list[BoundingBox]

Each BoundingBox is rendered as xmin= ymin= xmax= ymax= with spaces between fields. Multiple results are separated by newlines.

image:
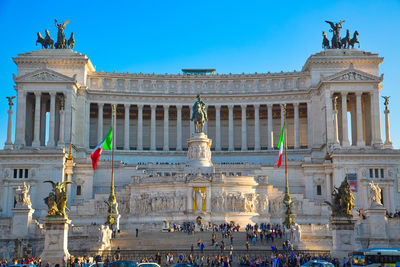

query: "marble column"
xmin=254 ymin=104 xmax=260 ymax=151
xmin=48 ymin=92 xmax=56 ymax=147
xmin=190 ymin=107 xmax=194 ymax=136
xmin=326 ymin=173 xmax=332 ymax=202
xmin=124 ymin=104 xmax=130 ymax=150
xmin=5 ymin=105 xmax=14 ymax=149
xmin=137 ymin=104 xmax=143 ymax=151
xmin=97 ymin=103 xmax=104 ymax=143
xmin=150 ymin=104 xmax=156 ymax=151
xmin=294 ymin=103 xmax=300 ymax=149
xmin=241 ymin=104 xmax=247 ymax=151
xmin=85 ymin=101 xmax=90 ymax=148
xmin=228 ymin=105 xmax=234 ymax=151
xmin=356 ymin=92 xmax=365 ymax=146
xmin=384 ymin=108 xmax=392 ymax=148
xmin=176 ymin=105 xmax=182 ymax=151
xmin=333 ymin=100 xmax=340 ymax=145
xmin=215 ymin=105 xmax=221 ymax=151
xmin=325 ymin=92 xmax=334 ymax=144
xmin=267 ymin=104 xmax=273 ymax=149
xmin=371 ymin=90 xmax=383 ymax=147
xmin=15 ymin=90 xmax=26 ymax=147
xmin=32 ymin=92 xmax=41 ymax=147
xmin=307 ymin=101 xmax=312 ymax=148
xmin=163 ymin=105 xmax=169 ymax=151
xmin=341 ymin=92 xmax=350 ymax=147
xmin=58 ymin=108 xmax=65 ymax=147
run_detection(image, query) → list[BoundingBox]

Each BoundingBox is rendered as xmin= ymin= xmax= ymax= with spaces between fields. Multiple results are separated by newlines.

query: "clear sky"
xmin=0 ymin=0 xmax=399 ymax=148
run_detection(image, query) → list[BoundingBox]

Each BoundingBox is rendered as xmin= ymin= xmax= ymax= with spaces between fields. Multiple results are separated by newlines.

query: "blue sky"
xmin=0 ymin=0 xmax=399 ymax=148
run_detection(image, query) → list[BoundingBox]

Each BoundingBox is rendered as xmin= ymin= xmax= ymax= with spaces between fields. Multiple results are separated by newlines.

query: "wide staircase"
xmin=111 ymin=230 xmax=286 ymax=251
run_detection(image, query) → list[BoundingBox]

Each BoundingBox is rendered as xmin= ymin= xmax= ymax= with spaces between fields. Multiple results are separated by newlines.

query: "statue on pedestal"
xmin=368 ymin=182 xmax=383 ymax=208
xmin=14 ymin=182 xmax=32 ymax=209
xmin=43 ymin=180 xmax=73 ymax=218
xmin=326 ymin=177 xmax=354 ymax=217
xmin=191 ymin=94 xmax=208 ymax=133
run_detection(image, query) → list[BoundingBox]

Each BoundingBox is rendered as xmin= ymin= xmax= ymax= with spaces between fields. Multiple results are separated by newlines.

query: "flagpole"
xmin=283 ymin=104 xmax=293 ymax=229
xmin=110 ymin=104 xmax=116 ymax=203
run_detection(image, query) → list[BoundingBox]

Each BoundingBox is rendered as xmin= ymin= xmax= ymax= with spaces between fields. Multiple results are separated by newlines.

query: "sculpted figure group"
xmin=43 ymin=180 xmax=73 ymax=218
xmin=323 ymin=20 xmax=360 ymax=49
xmin=325 ymin=177 xmax=355 ymax=217
xmin=36 ymin=19 xmax=75 ymax=49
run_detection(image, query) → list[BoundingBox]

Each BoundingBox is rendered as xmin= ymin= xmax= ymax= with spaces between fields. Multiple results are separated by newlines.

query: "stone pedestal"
xmin=366 ymin=206 xmax=388 ymax=248
xmin=187 ymin=133 xmax=213 ymax=172
xmin=330 ymin=217 xmax=356 ymax=259
xmin=40 ymin=217 xmax=71 ymax=266
xmin=12 ymin=207 xmax=35 ymax=237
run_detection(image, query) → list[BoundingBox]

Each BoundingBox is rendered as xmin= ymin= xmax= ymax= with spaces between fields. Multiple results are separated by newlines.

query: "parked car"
xmin=111 ymin=261 xmax=138 ymax=267
xmin=301 ymin=260 xmax=335 ymax=267
xmin=137 ymin=263 xmax=160 ymax=267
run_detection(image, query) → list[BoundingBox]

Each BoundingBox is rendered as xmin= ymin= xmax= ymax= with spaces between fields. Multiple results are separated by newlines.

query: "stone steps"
xmin=111 ymin=231 xmax=286 ymax=250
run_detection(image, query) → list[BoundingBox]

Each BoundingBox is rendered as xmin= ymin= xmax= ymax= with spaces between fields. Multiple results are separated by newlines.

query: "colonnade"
xmin=91 ymin=102 xmax=311 ymax=151
xmin=330 ymin=91 xmax=382 ymax=147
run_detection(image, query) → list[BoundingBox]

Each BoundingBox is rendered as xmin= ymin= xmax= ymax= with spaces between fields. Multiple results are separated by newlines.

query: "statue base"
xmin=11 ymin=207 xmax=35 ymax=237
xmin=366 ymin=206 xmax=389 ymax=248
xmin=40 ymin=217 xmax=71 ymax=266
xmin=187 ymin=132 xmax=213 ymax=171
xmin=330 ymin=217 xmax=356 ymax=259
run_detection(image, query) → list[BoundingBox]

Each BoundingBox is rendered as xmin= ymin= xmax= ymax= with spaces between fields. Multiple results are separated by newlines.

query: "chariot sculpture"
xmin=323 ymin=20 xmax=360 ymax=49
xmin=36 ymin=19 xmax=75 ymax=49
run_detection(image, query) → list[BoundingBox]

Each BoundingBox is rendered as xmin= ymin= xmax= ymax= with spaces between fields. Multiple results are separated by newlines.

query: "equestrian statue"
xmin=191 ymin=94 xmax=208 ymax=133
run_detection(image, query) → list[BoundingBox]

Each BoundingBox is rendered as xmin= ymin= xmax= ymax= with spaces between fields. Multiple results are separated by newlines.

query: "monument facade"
xmin=0 ymin=25 xmax=400 ymax=251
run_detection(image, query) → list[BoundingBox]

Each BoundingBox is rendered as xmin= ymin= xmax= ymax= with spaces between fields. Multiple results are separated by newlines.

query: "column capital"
xmin=241 ymin=104 xmax=247 ymax=109
xmin=124 ymin=104 xmax=130 ymax=109
xmin=150 ymin=104 xmax=157 ymax=109
xmin=175 ymin=104 xmax=182 ymax=110
xmin=137 ymin=104 xmax=144 ymax=109
xmin=254 ymin=104 xmax=260 ymax=109
xmin=49 ymin=91 xmax=56 ymax=97
xmin=267 ymin=103 xmax=273 ymax=109
xmin=163 ymin=104 xmax=169 ymax=110
xmin=227 ymin=104 xmax=234 ymax=110
xmin=34 ymin=91 xmax=41 ymax=97
xmin=341 ymin=91 xmax=349 ymax=97
xmin=355 ymin=91 xmax=363 ymax=97
xmin=98 ymin=102 xmax=104 ymax=108
xmin=214 ymin=104 xmax=221 ymax=110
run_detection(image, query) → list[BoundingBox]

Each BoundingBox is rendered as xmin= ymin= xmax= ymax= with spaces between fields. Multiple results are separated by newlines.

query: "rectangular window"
xmin=76 ymin=185 xmax=82 ymax=196
xmin=375 ymin=169 xmax=379 ymax=178
xmin=369 ymin=169 xmax=373 ymax=178
xmin=317 ymin=185 xmax=322 ymax=196
xmin=380 ymin=169 xmax=384 ymax=178
xmin=13 ymin=169 xmax=18 ymax=178
xmin=19 ymin=169 xmax=23 ymax=179
xmin=24 ymin=169 xmax=29 ymax=179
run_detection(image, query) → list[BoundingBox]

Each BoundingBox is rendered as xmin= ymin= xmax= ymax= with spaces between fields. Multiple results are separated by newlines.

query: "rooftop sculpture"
xmin=323 ymin=21 xmax=360 ymax=49
xmin=36 ymin=20 xmax=75 ymax=50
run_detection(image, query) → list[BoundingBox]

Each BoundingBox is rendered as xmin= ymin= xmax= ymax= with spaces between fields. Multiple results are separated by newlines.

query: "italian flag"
xmin=276 ymin=124 xmax=285 ymax=167
xmin=90 ymin=127 xmax=113 ymax=170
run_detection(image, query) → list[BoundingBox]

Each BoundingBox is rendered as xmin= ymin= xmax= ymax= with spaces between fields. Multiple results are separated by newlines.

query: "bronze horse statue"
xmin=348 ymin=31 xmax=360 ymax=49
xmin=340 ymin=29 xmax=351 ymax=48
xmin=191 ymin=102 xmax=205 ymax=133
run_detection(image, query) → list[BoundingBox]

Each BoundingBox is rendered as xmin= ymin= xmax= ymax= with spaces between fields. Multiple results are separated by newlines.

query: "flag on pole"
xmin=90 ymin=127 xmax=113 ymax=170
xmin=276 ymin=124 xmax=285 ymax=167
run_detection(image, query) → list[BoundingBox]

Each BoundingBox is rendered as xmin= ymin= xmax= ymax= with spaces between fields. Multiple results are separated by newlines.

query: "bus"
xmin=351 ymin=248 xmax=400 ymax=267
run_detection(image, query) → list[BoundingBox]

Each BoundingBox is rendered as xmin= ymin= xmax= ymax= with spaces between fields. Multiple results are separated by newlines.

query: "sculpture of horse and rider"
xmin=323 ymin=20 xmax=360 ymax=49
xmin=191 ymin=94 xmax=208 ymax=133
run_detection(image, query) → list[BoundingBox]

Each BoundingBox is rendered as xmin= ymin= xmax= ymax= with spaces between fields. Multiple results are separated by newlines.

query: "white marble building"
xmin=0 ymin=48 xmax=399 ymax=243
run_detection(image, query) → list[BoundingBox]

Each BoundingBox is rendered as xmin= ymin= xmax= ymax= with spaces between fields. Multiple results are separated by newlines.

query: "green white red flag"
xmin=276 ymin=124 xmax=285 ymax=167
xmin=90 ymin=127 xmax=113 ymax=170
